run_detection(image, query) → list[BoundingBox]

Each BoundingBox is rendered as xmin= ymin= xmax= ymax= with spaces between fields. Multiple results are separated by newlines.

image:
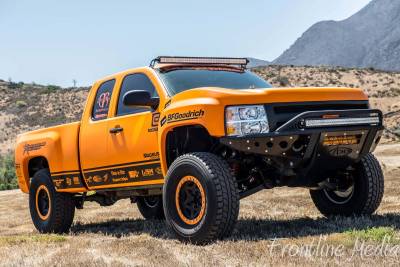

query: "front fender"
xmin=157 ymin=97 xmax=225 ymax=175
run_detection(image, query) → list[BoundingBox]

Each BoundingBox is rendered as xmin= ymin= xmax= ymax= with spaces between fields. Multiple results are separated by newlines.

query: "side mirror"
xmin=123 ymin=90 xmax=159 ymax=110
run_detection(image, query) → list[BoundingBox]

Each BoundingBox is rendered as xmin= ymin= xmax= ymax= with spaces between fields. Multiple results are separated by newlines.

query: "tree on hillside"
xmin=0 ymin=154 xmax=17 ymax=190
xmin=7 ymin=77 xmax=21 ymax=89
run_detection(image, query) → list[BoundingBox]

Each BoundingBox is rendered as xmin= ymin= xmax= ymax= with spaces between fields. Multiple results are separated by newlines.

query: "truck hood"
xmin=170 ymin=87 xmax=368 ymax=106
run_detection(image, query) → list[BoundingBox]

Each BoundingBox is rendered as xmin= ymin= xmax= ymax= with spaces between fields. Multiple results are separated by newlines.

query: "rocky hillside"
xmin=1 ymin=66 xmax=399 ymax=154
xmin=247 ymin=58 xmax=270 ymax=68
xmin=274 ymin=0 xmax=400 ymax=71
xmin=0 ymin=81 xmax=89 ymax=154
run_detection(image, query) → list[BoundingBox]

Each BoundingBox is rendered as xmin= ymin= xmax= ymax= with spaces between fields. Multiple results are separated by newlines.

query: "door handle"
xmin=109 ymin=126 xmax=123 ymax=134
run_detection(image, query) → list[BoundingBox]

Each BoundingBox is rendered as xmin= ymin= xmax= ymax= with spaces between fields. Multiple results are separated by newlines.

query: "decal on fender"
xmin=23 ymin=142 xmax=46 ymax=155
xmin=160 ymin=109 xmax=205 ymax=127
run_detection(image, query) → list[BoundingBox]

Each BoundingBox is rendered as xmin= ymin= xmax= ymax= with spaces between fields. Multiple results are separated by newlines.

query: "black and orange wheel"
xmin=137 ymin=195 xmax=165 ymax=220
xmin=29 ymin=169 xmax=75 ymax=233
xmin=163 ymin=152 xmax=239 ymax=244
xmin=310 ymin=153 xmax=384 ymax=216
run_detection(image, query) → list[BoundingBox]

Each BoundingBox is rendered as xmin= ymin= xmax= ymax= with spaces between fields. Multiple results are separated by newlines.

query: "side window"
xmin=92 ymin=79 xmax=115 ymax=121
xmin=117 ymin=73 xmax=158 ymax=116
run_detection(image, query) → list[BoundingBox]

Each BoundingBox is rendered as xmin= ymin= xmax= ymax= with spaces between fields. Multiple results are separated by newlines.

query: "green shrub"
xmin=7 ymin=80 xmax=24 ymax=89
xmin=8 ymin=82 xmax=19 ymax=89
xmin=16 ymin=100 xmax=27 ymax=108
xmin=277 ymin=76 xmax=290 ymax=86
xmin=0 ymin=154 xmax=18 ymax=190
xmin=45 ymin=85 xmax=61 ymax=93
xmin=345 ymin=227 xmax=396 ymax=243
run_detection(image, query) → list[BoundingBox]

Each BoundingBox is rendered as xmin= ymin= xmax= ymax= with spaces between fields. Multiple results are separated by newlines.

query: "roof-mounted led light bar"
xmin=150 ymin=56 xmax=249 ymax=68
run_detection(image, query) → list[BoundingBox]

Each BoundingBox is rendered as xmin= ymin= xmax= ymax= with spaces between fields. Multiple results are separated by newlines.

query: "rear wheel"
xmin=163 ymin=152 xmax=239 ymax=244
xmin=136 ymin=195 xmax=165 ymax=220
xmin=29 ymin=169 xmax=75 ymax=233
xmin=310 ymin=153 xmax=384 ymax=216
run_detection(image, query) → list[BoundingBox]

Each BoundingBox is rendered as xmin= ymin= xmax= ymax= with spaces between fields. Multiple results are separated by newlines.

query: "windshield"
xmin=156 ymin=68 xmax=272 ymax=95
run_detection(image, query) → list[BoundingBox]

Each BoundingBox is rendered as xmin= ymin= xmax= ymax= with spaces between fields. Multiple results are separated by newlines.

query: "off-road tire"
xmin=310 ymin=153 xmax=384 ymax=216
xmin=29 ymin=169 xmax=75 ymax=233
xmin=137 ymin=195 xmax=165 ymax=220
xmin=163 ymin=152 xmax=239 ymax=244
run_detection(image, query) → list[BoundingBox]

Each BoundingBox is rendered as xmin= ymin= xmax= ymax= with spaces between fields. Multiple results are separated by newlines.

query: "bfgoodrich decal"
xmin=161 ymin=109 xmax=205 ymax=126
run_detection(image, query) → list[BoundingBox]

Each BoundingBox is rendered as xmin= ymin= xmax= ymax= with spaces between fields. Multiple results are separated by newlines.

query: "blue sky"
xmin=0 ymin=0 xmax=371 ymax=87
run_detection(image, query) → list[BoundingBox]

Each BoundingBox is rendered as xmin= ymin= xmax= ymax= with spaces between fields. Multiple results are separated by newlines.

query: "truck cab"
xmin=15 ymin=57 xmax=384 ymax=244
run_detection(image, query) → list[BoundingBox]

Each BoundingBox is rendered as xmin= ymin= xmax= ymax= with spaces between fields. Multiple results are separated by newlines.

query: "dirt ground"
xmin=0 ymin=145 xmax=399 ymax=267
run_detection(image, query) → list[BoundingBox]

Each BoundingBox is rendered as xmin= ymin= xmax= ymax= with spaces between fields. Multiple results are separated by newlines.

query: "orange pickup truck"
xmin=15 ymin=57 xmax=384 ymax=244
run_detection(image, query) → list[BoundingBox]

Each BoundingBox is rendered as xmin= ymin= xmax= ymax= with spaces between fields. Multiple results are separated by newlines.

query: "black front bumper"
xmin=221 ymin=109 xmax=383 ymax=180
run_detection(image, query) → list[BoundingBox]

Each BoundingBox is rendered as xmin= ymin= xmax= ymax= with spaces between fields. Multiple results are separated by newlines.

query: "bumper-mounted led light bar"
xmin=305 ymin=116 xmax=381 ymax=128
xmin=150 ymin=56 xmax=249 ymax=68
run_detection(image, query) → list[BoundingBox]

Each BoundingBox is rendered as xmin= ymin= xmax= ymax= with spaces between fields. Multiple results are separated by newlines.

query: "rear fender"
xmin=15 ymin=122 xmax=83 ymax=193
xmin=15 ymin=132 xmax=61 ymax=193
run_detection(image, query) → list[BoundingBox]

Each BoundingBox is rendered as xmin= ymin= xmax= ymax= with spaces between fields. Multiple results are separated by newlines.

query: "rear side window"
xmin=92 ymin=79 xmax=115 ymax=121
xmin=116 ymin=73 xmax=158 ymax=116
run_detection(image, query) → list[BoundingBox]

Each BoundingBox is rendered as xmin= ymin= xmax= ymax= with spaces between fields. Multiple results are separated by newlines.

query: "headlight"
xmin=225 ymin=105 xmax=269 ymax=136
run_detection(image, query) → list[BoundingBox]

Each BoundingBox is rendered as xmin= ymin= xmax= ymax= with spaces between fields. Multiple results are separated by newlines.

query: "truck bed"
xmin=15 ymin=121 xmax=83 ymax=193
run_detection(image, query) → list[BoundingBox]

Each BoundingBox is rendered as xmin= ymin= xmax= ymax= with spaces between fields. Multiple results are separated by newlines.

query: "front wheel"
xmin=29 ymin=169 xmax=75 ymax=233
xmin=310 ymin=153 xmax=384 ymax=216
xmin=163 ymin=152 xmax=239 ymax=244
xmin=136 ymin=195 xmax=165 ymax=220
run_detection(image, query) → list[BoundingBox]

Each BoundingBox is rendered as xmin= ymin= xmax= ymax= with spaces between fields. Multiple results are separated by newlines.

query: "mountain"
xmin=247 ymin=57 xmax=270 ymax=68
xmin=274 ymin=0 xmax=400 ymax=71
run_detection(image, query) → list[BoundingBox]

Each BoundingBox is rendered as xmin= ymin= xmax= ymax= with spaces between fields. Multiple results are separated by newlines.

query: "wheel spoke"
xmin=178 ymin=180 xmax=203 ymax=220
xmin=37 ymin=188 xmax=50 ymax=217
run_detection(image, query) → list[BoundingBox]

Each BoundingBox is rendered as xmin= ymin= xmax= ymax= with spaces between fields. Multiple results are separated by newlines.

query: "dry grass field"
xmin=0 ymin=144 xmax=399 ymax=266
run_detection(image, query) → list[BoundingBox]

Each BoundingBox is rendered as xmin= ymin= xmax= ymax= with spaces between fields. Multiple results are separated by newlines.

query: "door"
xmin=84 ymin=73 xmax=163 ymax=190
xmin=79 ymin=79 xmax=116 ymax=175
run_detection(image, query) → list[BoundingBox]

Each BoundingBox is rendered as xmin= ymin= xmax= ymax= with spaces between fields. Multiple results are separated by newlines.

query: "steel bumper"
xmin=221 ymin=109 xmax=384 ymax=175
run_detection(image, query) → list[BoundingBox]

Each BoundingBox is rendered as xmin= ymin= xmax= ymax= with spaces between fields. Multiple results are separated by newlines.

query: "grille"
xmin=265 ymin=101 xmax=369 ymax=131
